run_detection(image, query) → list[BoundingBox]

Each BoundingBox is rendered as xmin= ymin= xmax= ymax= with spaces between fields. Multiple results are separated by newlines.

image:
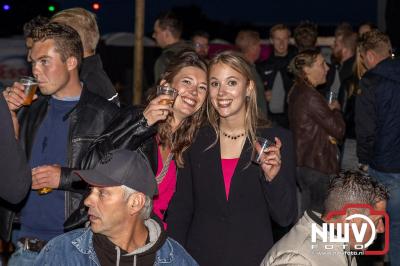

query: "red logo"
xmin=312 ymin=204 xmax=389 ymax=255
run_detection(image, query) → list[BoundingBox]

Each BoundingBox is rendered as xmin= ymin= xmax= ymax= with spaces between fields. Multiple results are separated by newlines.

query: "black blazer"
xmin=166 ymin=125 xmax=297 ymax=266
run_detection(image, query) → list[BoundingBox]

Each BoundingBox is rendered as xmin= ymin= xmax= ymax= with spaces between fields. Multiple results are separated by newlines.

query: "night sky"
xmin=57 ymin=0 xmax=377 ymax=37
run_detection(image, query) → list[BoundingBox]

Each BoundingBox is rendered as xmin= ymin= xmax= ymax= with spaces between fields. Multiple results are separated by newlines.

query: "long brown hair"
xmin=148 ymin=49 xmax=208 ymax=167
xmin=207 ymin=50 xmax=270 ymax=149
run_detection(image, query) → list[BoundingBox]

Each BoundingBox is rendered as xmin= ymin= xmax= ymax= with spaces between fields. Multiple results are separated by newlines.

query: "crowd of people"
xmin=0 ymin=6 xmax=398 ymax=266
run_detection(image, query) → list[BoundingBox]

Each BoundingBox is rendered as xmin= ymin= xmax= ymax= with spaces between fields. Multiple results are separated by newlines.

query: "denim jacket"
xmin=34 ymin=227 xmax=198 ymax=266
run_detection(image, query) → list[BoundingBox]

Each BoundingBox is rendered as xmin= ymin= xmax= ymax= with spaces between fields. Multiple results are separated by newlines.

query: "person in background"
xmin=355 ymin=30 xmax=400 ymax=265
xmin=358 ymin=22 xmax=376 ymax=37
xmin=235 ymin=30 xmax=267 ymax=117
xmin=191 ymin=30 xmax=210 ymax=59
xmin=331 ymin=28 xmax=359 ymax=170
xmin=51 ymin=7 xmax=119 ymax=105
xmin=294 ymin=21 xmax=336 ymax=98
xmin=257 ymin=24 xmax=296 ymax=128
xmin=23 ymin=16 xmax=50 ymax=62
xmin=288 ymin=49 xmax=345 ymax=215
xmin=167 ymin=51 xmax=297 ymax=266
xmin=152 ymin=11 xmax=190 ymax=83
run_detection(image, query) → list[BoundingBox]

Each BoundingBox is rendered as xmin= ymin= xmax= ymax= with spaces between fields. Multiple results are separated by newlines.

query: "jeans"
xmin=369 ymin=168 xmax=400 ymax=266
xmin=7 ymin=242 xmax=39 ymax=266
xmin=297 ymin=167 xmax=331 ymax=215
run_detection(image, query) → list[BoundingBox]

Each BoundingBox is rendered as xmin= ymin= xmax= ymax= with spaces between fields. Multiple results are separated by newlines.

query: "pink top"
xmin=153 ymin=145 xmax=177 ymax=224
xmin=221 ymin=158 xmax=239 ymax=200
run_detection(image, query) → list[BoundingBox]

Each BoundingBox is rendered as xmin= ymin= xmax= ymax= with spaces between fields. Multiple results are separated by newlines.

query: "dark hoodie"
xmin=93 ymin=218 xmax=167 ymax=266
xmin=355 ymin=57 xmax=400 ymax=172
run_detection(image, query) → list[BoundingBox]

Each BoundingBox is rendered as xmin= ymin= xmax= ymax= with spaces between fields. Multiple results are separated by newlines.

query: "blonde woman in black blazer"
xmin=167 ymin=51 xmax=297 ymax=266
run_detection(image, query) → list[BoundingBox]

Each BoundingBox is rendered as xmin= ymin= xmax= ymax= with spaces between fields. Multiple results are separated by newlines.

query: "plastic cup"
xmin=157 ymin=85 xmax=177 ymax=105
xmin=251 ymin=137 xmax=276 ymax=164
xmin=20 ymin=76 xmax=38 ymax=106
xmin=327 ymin=91 xmax=337 ymax=104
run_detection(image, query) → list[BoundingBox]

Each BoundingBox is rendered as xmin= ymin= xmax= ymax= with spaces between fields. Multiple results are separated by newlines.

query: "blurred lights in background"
xmin=3 ymin=4 xmax=10 ymax=11
xmin=48 ymin=4 xmax=56 ymax=12
xmin=92 ymin=2 xmax=101 ymax=11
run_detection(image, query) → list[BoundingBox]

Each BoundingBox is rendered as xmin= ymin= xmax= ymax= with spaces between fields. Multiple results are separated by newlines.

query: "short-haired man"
xmin=191 ymin=30 xmax=209 ymax=59
xmin=152 ymin=11 xmax=189 ymax=82
xmin=293 ymin=21 xmax=318 ymax=52
xmin=235 ymin=30 xmax=267 ymax=117
xmin=51 ymin=7 xmax=119 ymax=104
xmin=261 ymin=171 xmax=388 ymax=266
xmin=257 ymin=24 xmax=295 ymax=128
xmin=331 ymin=28 xmax=359 ymax=170
xmin=34 ymin=149 xmax=198 ymax=265
xmin=1 ymin=22 xmax=119 ymax=264
xmin=355 ymin=30 xmax=400 ymax=264
xmin=23 ymin=16 xmax=50 ymax=62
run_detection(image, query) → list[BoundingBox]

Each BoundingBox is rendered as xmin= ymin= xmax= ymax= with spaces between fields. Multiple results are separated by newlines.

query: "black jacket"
xmin=166 ymin=125 xmax=297 ymax=266
xmin=0 ymin=94 xmax=31 ymax=204
xmin=80 ymin=106 xmax=157 ymax=171
xmin=64 ymin=107 xmax=157 ymax=229
xmin=80 ymin=54 xmax=120 ymax=106
xmin=355 ymin=58 xmax=400 ymax=172
xmin=0 ymin=89 xmax=119 ymax=241
xmin=257 ymin=51 xmax=295 ymax=128
xmin=338 ymin=56 xmax=358 ymax=139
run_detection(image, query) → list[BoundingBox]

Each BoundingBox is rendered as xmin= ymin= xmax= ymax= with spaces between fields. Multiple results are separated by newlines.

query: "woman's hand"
xmin=143 ymin=95 xmax=173 ymax=126
xmin=256 ymin=137 xmax=282 ymax=182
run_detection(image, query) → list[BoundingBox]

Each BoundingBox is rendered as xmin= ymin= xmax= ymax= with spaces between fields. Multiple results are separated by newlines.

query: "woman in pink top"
xmin=83 ymin=50 xmax=208 ymax=224
xmin=167 ymin=51 xmax=297 ymax=266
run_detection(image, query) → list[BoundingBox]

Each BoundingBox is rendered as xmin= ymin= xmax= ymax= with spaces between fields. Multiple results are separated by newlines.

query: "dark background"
xmin=0 ymin=0 xmax=381 ymax=39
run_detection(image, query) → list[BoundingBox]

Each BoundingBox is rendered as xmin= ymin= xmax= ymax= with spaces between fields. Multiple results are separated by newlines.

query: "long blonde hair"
xmin=207 ymin=50 xmax=270 ymax=148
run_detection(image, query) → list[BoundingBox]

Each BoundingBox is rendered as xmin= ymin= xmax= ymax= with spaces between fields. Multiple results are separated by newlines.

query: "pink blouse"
xmin=153 ymin=146 xmax=177 ymax=223
xmin=221 ymin=158 xmax=239 ymax=200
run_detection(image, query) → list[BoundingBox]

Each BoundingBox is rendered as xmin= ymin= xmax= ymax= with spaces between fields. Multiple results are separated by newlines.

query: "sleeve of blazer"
xmin=166 ymin=150 xmax=194 ymax=246
xmin=261 ymin=129 xmax=297 ymax=227
xmin=308 ymin=91 xmax=346 ymax=141
xmin=355 ymin=75 xmax=377 ymax=165
xmin=0 ymin=94 xmax=31 ymax=204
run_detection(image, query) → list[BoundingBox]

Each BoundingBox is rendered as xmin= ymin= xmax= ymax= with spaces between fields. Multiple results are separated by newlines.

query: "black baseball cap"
xmin=74 ymin=149 xmax=157 ymax=197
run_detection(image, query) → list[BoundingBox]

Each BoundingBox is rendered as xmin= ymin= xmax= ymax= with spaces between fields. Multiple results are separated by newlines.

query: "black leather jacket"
xmin=0 ymin=89 xmax=119 ymax=241
xmin=63 ymin=106 xmax=158 ymax=230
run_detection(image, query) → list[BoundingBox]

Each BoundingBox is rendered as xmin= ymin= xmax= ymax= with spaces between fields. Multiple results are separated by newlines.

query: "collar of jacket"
xmin=71 ymin=220 xmax=175 ymax=265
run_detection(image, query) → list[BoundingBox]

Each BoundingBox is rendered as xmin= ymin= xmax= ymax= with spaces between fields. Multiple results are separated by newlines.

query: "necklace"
xmin=221 ymin=131 xmax=245 ymax=140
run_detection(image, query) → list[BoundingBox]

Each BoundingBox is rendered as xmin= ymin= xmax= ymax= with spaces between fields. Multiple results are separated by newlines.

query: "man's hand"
xmin=2 ymin=82 xmax=37 ymax=112
xmin=32 ymin=165 xmax=61 ymax=190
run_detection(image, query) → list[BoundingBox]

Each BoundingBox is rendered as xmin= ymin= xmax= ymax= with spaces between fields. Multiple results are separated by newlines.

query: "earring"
xmin=246 ymin=95 xmax=250 ymax=101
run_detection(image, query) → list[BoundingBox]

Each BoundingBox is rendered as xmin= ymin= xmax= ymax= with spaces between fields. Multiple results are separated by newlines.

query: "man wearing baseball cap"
xmin=34 ymin=149 xmax=198 ymax=266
